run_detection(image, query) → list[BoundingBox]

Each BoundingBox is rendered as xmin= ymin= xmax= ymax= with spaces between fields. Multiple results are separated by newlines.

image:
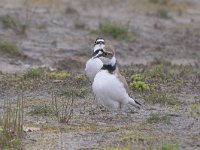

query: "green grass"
xmin=145 ymin=65 xmax=173 ymax=81
xmin=104 ymin=147 xmax=129 ymax=150
xmin=144 ymin=92 xmax=179 ymax=105
xmin=0 ymin=15 xmax=14 ymax=29
xmin=59 ymin=87 xmax=88 ymax=98
xmin=47 ymin=72 xmax=70 ymax=79
xmin=23 ymin=68 xmax=44 ymax=79
xmin=130 ymin=74 xmax=152 ymax=91
xmin=157 ymin=8 xmax=170 ymax=19
xmin=188 ymin=99 xmax=200 ymax=118
xmin=0 ymin=15 xmax=27 ymax=34
xmin=147 ymin=113 xmax=170 ymax=124
xmin=149 ymin=144 xmax=180 ymax=150
xmin=148 ymin=0 xmax=168 ymax=5
xmin=0 ymin=96 xmax=24 ymax=149
xmin=29 ymin=104 xmax=55 ymax=116
xmin=92 ymin=21 xmax=136 ymax=40
xmin=0 ymin=40 xmax=22 ymax=56
xmin=130 ymin=81 xmax=150 ymax=91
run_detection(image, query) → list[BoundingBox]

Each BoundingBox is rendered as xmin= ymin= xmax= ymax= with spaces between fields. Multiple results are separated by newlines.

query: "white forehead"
xmin=96 ymin=39 xmax=104 ymax=42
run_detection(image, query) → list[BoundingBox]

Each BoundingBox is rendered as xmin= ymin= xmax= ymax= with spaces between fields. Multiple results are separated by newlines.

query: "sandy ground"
xmin=0 ymin=0 xmax=200 ymax=149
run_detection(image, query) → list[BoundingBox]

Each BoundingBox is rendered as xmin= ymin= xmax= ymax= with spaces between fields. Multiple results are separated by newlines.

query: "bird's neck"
xmin=101 ymin=56 xmax=117 ymax=73
xmin=93 ymin=44 xmax=105 ymax=52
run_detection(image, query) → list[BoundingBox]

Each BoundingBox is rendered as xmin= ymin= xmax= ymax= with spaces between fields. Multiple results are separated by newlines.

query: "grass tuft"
xmin=59 ymin=87 xmax=88 ymax=98
xmin=0 ymin=96 xmax=24 ymax=149
xmin=0 ymin=15 xmax=14 ymax=29
xmin=23 ymin=68 xmax=44 ymax=79
xmin=29 ymin=104 xmax=55 ymax=116
xmin=0 ymin=15 xmax=27 ymax=34
xmin=149 ymin=144 xmax=180 ymax=150
xmin=130 ymin=74 xmax=152 ymax=91
xmin=144 ymin=92 xmax=179 ymax=105
xmin=157 ymin=8 xmax=170 ymax=19
xmin=148 ymin=0 xmax=169 ymax=5
xmin=188 ymin=99 xmax=200 ymax=118
xmin=92 ymin=21 xmax=136 ymax=40
xmin=147 ymin=113 xmax=170 ymax=124
xmin=0 ymin=40 xmax=22 ymax=56
xmin=47 ymin=72 xmax=70 ymax=79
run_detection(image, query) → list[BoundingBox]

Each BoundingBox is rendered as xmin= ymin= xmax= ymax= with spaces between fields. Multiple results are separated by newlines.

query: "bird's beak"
xmin=93 ymin=50 xmax=103 ymax=58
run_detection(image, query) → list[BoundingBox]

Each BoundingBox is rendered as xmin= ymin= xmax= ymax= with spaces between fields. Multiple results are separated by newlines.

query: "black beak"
xmin=92 ymin=49 xmax=103 ymax=57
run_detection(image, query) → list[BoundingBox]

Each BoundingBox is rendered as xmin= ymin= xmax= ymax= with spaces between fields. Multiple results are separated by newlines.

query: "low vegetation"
xmin=47 ymin=72 xmax=70 ymax=79
xmin=0 ymin=14 xmax=27 ymax=34
xmin=92 ymin=21 xmax=136 ymax=40
xmin=0 ymin=96 xmax=24 ymax=149
xmin=0 ymin=40 xmax=22 ymax=56
xmin=188 ymin=99 xmax=200 ymax=118
xmin=156 ymin=8 xmax=170 ymax=19
xmin=130 ymin=74 xmax=151 ymax=91
xmin=23 ymin=68 xmax=45 ymax=79
xmin=147 ymin=113 xmax=170 ymax=124
xmin=149 ymin=144 xmax=180 ymax=150
xmin=148 ymin=0 xmax=169 ymax=5
xmin=144 ymin=92 xmax=179 ymax=105
xmin=29 ymin=104 xmax=55 ymax=116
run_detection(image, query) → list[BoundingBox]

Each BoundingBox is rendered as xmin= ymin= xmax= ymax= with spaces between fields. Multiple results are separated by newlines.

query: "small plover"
xmin=92 ymin=45 xmax=141 ymax=110
xmin=85 ymin=38 xmax=105 ymax=81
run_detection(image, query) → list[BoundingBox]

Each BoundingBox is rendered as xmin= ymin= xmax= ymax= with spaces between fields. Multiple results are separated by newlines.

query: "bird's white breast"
xmin=85 ymin=58 xmax=103 ymax=81
xmin=92 ymin=70 xmax=129 ymax=109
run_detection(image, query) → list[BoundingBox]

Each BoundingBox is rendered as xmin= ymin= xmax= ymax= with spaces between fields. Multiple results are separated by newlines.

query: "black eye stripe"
xmin=95 ymin=41 xmax=105 ymax=45
xmin=92 ymin=49 xmax=103 ymax=56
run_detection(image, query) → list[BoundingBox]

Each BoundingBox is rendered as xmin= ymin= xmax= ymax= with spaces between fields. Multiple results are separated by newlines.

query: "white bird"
xmin=92 ymin=45 xmax=141 ymax=110
xmin=85 ymin=38 xmax=105 ymax=82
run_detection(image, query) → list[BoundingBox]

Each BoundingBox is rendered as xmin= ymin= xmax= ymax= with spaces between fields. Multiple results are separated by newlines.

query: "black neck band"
xmin=101 ymin=63 xmax=117 ymax=73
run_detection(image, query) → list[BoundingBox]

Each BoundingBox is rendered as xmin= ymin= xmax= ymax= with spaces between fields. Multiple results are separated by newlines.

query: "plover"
xmin=92 ymin=45 xmax=141 ymax=110
xmin=85 ymin=38 xmax=105 ymax=81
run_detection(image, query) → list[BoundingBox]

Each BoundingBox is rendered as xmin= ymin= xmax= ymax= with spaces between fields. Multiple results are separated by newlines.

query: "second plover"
xmin=85 ymin=38 xmax=105 ymax=81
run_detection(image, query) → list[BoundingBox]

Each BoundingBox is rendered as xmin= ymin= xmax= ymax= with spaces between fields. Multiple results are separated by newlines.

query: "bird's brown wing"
xmin=116 ymin=69 xmax=130 ymax=94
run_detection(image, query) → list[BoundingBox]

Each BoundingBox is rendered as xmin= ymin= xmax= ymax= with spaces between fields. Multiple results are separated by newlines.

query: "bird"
xmin=85 ymin=38 xmax=105 ymax=82
xmin=92 ymin=45 xmax=141 ymax=110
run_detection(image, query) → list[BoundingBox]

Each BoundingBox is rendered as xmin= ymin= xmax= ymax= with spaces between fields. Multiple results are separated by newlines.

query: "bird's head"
xmin=93 ymin=45 xmax=116 ymax=66
xmin=93 ymin=37 xmax=105 ymax=52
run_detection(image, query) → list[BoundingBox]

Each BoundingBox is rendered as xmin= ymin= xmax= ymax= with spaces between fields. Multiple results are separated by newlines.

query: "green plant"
xmin=145 ymin=65 xmax=173 ymax=80
xmin=59 ymin=87 xmax=88 ymax=98
xmin=157 ymin=9 xmax=170 ymax=19
xmin=104 ymin=147 xmax=129 ymax=150
xmin=23 ymin=68 xmax=44 ymax=79
xmin=51 ymin=91 xmax=74 ymax=123
xmin=144 ymin=92 xmax=179 ymax=105
xmin=130 ymin=73 xmax=151 ymax=91
xmin=0 ymin=40 xmax=22 ymax=56
xmin=131 ymin=74 xmax=144 ymax=81
xmin=29 ymin=104 xmax=55 ymax=116
xmin=188 ymin=99 xmax=200 ymax=118
xmin=92 ymin=21 xmax=136 ymax=40
xmin=147 ymin=113 xmax=170 ymax=124
xmin=0 ymin=15 xmax=14 ymax=28
xmin=47 ymin=72 xmax=70 ymax=79
xmin=0 ymin=96 xmax=24 ymax=149
xmin=149 ymin=144 xmax=180 ymax=150
xmin=148 ymin=0 xmax=168 ymax=5
xmin=130 ymin=81 xmax=150 ymax=91
xmin=0 ymin=15 xmax=27 ymax=34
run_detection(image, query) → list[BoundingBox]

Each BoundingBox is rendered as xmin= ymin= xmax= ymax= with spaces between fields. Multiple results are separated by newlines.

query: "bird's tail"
xmin=128 ymin=98 xmax=141 ymax=109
